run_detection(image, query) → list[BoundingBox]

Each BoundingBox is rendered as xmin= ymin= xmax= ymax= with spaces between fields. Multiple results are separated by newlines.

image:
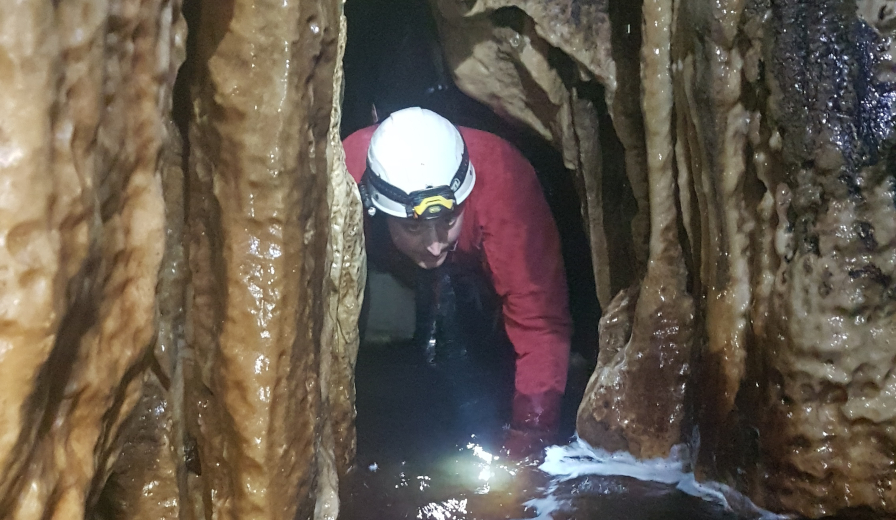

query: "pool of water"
xmin=341 ymin=339 xmax=761 ymax=520
xmin=341 ymin=442 xmax=751 ymax=520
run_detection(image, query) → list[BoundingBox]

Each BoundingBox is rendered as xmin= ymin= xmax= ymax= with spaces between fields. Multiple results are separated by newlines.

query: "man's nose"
xmin=426 ymin=240 xmax=444 ymax=256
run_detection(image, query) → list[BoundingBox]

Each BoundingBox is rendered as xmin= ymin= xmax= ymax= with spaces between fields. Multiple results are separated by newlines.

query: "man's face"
xmin=386 ymin=210 xmax=465 ymax=269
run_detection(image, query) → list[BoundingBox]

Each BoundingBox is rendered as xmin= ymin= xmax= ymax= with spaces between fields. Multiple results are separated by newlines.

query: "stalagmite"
xmin=575 ymin=0 xmax=695 ymax=458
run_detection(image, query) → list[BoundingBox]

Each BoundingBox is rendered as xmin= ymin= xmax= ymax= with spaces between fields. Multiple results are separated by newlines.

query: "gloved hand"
xmin=500 ymin=390 xmax=563 ymax=460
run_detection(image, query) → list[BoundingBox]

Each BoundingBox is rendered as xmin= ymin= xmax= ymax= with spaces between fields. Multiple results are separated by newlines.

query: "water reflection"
xmin=341 ymin=436 xmax=763 ymax=520
xmin=345 ymin=333 xmax=766 ymax=519
xmin=341 ymin=439 xmax=547 ymax=520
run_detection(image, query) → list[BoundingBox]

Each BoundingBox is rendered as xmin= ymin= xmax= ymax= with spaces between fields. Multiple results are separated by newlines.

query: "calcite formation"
xmin=667 ymin=0 xmax=896 ymax=515
xmin=431 ymin=0 xmax=896 ymax=517
xmin=182 ymin=0 xmax=360 ymax=518
xmin=741 ymin=1 xmax=896 ymax=514
xmin=0 ymin=0 xmax=362 ymax=519
xmin=95 ymin=120 xmax=187 ymax=520
xmin=2 ymin=0 xmax=895 ymax=518
xmin=0 ymin=1 xmax=183 ymax=518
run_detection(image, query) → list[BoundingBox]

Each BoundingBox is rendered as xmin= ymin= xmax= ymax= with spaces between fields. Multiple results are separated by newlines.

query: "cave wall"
xmin=429 ymin=0 xmax=896 ymax=517
xmin=3 ymin=0 xmax=895 ymax=518
xmin=0 ymin=0 xmax=363 ymax=519
xmin=0 ymin=1 xmax=184 ymax=517
xmin=718 ymin=1 xmax=896 ymax=514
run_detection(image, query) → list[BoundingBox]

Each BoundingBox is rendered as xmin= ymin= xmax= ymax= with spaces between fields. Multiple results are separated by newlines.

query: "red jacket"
xmin=344 ymin=125 xmax=571 ymax=426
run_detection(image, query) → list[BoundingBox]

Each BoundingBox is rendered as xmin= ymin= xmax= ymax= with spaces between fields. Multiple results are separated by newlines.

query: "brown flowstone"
xmin=0 ymin=0 xmax=361 ymax=518
xmin=0 ymin=1 xmax=180 ymax=517
xmin=183 ymin=0 xmax=357 ymax=518
xmin=670 ymin=0 xmax=757 ymax=484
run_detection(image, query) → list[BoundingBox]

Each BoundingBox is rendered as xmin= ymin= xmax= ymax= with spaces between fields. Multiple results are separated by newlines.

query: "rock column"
xmin=183 ymin=0 xmax=360 ymax=518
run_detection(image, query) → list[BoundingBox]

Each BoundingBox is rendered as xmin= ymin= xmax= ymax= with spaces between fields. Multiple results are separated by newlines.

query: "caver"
xmin=344 ymin=107 xmax=572 ymax=458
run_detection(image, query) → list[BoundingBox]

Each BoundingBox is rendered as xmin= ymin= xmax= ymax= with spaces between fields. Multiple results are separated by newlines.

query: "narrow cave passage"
xmin=336 ymin=2 xmax=735 ymax=519
xmin=3 ymin=0 xmax=894 ymax=517
xmin=341 ymin=0 xmax=601 ymax=448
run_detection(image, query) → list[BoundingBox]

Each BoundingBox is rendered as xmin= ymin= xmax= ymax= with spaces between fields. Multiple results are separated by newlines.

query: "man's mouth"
xmin=419 ymin=251 xmax=447 ymax=268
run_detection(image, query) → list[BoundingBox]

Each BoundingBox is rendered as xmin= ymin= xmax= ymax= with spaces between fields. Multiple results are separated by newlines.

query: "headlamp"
xmin=410 ymin=187 xmax=456 ymax=219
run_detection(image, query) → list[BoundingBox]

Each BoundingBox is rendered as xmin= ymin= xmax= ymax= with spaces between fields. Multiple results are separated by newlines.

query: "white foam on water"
xmin=540 ymin=437 xmax=688 ymax=484
xmin=521 ymin=437 xmax=790 ymax=520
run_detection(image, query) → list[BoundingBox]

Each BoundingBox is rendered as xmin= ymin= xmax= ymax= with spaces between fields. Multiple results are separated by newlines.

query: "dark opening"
xmin=338 ymin=3 xmax=750 ymax=520
xmin=342 ymin=0 xmax=600 ymax=457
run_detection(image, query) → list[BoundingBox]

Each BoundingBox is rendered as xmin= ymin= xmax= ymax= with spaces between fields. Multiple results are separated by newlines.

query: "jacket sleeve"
xmin=479 ymin=140 xmax=572 ymax=406
xmin=342 ymin=127 xmax=375 ymax=184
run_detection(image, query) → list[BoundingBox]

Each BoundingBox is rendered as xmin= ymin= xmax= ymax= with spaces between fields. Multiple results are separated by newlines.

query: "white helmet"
xmin=360 ymin=107 xmax=476 ymax=219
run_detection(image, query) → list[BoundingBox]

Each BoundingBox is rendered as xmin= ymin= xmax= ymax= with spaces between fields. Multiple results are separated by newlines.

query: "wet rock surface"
xmin=0 ymin=1 xmax=182 ymax=517
xmin=2 ymin=0 xmax=896 ymax=518
xmin=182 ymin=0 xmax=360 ymax=517
xmin=576 ymin=0 xmax=695 ymax=458
xmin=0 ymin=0 xmax=361 ymax=518
xmin=431 ymin=0 xmax=896 ymax=517
xmin=746 ymin=0 xmax=896 ymax=514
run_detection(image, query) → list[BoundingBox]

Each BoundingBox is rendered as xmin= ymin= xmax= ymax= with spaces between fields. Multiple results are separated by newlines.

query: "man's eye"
xmin=446 ymin=217 xmax=457 ymax=226
xmin=404 ymin=222 xmax=423 ymax=233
